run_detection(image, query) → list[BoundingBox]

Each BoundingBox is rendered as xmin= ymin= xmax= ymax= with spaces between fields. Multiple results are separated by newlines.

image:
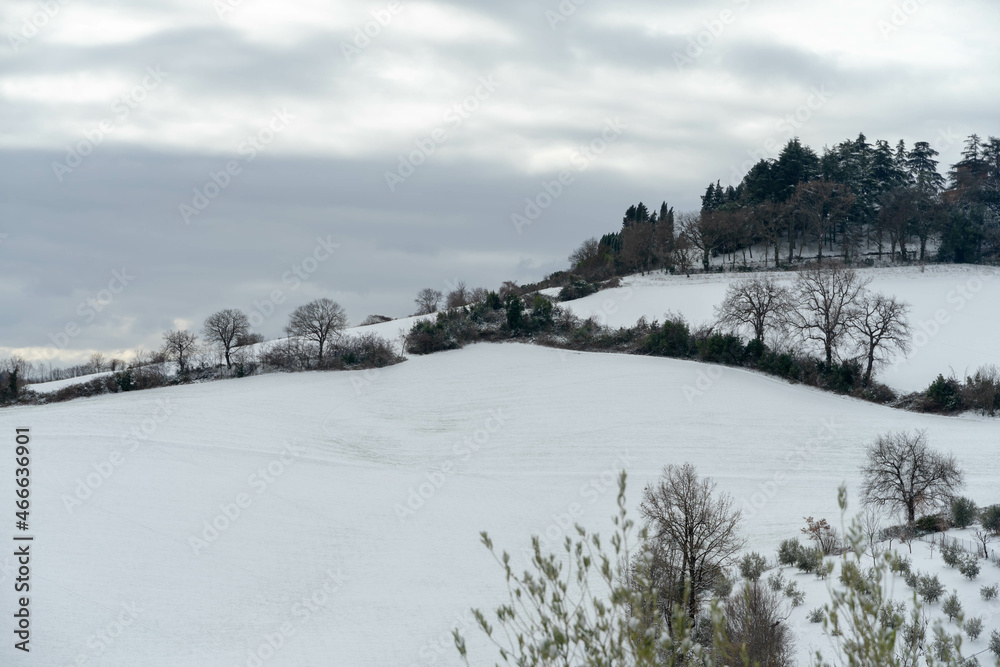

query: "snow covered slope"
xmin=555 ymin=265 xmax=1000 ymax=393
xmin=1 ymin=343 xmax=998 ymax=665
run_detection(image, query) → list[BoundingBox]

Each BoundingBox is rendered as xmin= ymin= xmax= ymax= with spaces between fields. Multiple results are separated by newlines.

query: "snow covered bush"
xmin=889 ymin=552 xmax=912 ymax=575
xmin=990 ymin=630 xmax=1000 ymax=659
xmin=918 ymin=573 xmax=945 ymax=603
xmin=807 ymin=607 xmax=825 ymax=623
xmin=777 ymin=538 xmax=802 ymax=566
xmin=942 ymin=590 xmax=963 ymax=622
xmin=738 ymin=551 xmax=768 ymax=582
xmin=982 ymin=505 xmax=1000 ymax=535
xmin=964 ymin=616 xmax=983 ymax=640
xmin=951 ymin=496 xmax=979 ymax=528
xmin=958 ymin=554 xmax=981 ymax=580
xmin=783 ymin=580 xmax=805 ymax=607
xmin=794 ymin=545 xmax=824 ymax=574
xmin=767 ymin=570 xmax=785 ymax=593
xmin=942 ymin=539 xmax=963 ymax=567
xmin=982 ymin=584 xmax=999 ymax=601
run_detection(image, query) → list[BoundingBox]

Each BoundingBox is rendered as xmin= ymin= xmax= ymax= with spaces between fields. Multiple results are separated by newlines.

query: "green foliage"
xmin=777 ymin=539 xmax=802 ymax=567
xmin=951 ymin=496 xmax=979 ymax=529
xmin=981 ymin=584 xmax=999 ymax=601
xmin=505 ymin=294 xmax=526 ymax=332
xmin=990 ymin=630 xmax=1000 ymax=659
xmin=484 ymin=291 xmax=503 ymax=310
xmin=925 ymin=374 xmax=965 ymax=412
xmin=807 ymin=607 xmax=826 ymax=623
xmin=558 ymin=280 xmax=598 ymax=301
xmin=917 ymin=573 xmax=945 ymax=603
xmin=767 ymin=570 xmax=786 ymax=592
xmin=695 ymin=333 xmax=746 ymax=365
xmin=784 ymin=580 xmax=805 ymax=607
xmin=981 ymin=505 xmax=1000 ymax=534
xmin=941 ymin=539 xmax=963 ymax=567
xmin=795 ymin=545 xmax=824 ymax=574
xmin=640 ymin=317 xmax=692 ymax=357
xmin=738 ymin=552 xmax=767 ymax=582
xmin=942 ymin=590 xmax=962 ymax=622
xmin=957 ymin=554 xmax=980 ymax=580
xmin=964 ymin=617 xmax=983 ymax=640
xmin=916 ymin=513 xmax=948 ymax=534
xmin=889 ymin=552 xmax=911 ymax=575
xmin=530 ymin=295 xmax=554 ymax=328
xmin=114 ymin=369 xmax=136 ymax=392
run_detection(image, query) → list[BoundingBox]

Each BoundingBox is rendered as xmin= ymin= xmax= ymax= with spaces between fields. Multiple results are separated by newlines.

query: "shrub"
xmin=777 ymin=539 xmax=802 ymax=566
xmin=981 ymin=505 xmax=1000 ymax=534
xmin=802 ymin=516 xmax=840 ymax=554
xmin=964 ymin=616 xmax=983 ymax=640
xmin=767 ymin=570 xmax=785 ymax=593
xmin=784 ymin=580 xmax=805 ymax=607
xmin=795 ymin=545 xmax=824 ymax=574
xmin=878 ymin=601 xmax=906 ymax=631
xmin=712 ymin=572 xmax=734 ymax=599
xmin=942 ymin=590 xmax=962 ymax=622
xmin=925 ymin=374 xmax=965 ymax=412
xmin=990 ymin=630 xmax=1000 ymax=659
xmin=695 ymin=332 xmax=745 ymax=365
xmin=889 ymin=553 xmax=911 ymax=575
xmin=981 ymin=584 xmax=998 ymax=601
xmin=951 ymin=496 xmax=979 ymax=528
xmin=917 ymin=573 xmax=945 ymax=603
xmin=941 ymin=539 xmax=962 ymax=567
xmin=558 ymin=280 xmax=598 ymax=301
xmin=807 ymin=607 xmax=825 ymax=623
xmin=903 ymin=569 xmax=919 ymax=589
xmin=958 ymin=554 xmax=980 ymax=580
xmin=640 ymin=316 xmax=692 ymax=358
xmin=915 ymin=513 xmax=948 ymax=534
xmin=739 ymin=552 xmax=768 ymax=582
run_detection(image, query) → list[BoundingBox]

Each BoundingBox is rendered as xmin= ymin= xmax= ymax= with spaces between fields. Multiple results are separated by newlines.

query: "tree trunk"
xmin=225 ymin=348 xmax=232 ymax=369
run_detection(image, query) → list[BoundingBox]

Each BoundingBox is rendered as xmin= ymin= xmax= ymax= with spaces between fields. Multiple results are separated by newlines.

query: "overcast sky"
xmin=1 ymin=0 xmax=997 ymax=366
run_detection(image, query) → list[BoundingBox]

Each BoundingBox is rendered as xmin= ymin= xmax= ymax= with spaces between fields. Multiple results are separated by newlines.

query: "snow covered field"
xmin=2 ymin=342 xmax=999 ymax=665
xmin=553 ymin=264 xmax=1000 ymax=393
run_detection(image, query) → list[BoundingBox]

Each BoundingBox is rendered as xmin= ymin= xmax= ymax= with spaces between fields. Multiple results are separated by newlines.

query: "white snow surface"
xmin=1 ymin=342 xmax=999 ymax=665
xmin=26 ymin=371 xmax=113 ymax=394
xmin=555 ymin=264 xmax=1000 ymax=392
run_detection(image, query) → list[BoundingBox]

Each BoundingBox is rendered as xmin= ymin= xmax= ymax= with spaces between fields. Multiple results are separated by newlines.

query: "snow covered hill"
xmin=553 ymin=264 xmax=1000 ymax=393
xmin=2 ymin=343 xmax=998 ymax=665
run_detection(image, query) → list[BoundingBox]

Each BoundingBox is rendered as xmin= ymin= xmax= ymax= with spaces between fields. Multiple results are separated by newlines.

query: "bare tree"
xmin=789 ymin=263 xmax=872 ymax=365
xmin=414 ymin=288 xmax=442 ymax=315
xmin=722 ymin=583 xmax=794 ymax=667
xmin=569 ymin=237 xmax=601 ymax=269
xmin=848 ymin=292 xmax=911 ymax=386
xmin=714 ymin=276 xmax=793 ymax=344
xmin=445 ymin=281 xmax=470 ymax=309
xmin=640 ymin=463 xmax=745 ymax=619
xmin=285 ymin=298 xmax=348 ymax=362
xmin=202 ymin=308 xmax=251 ymax=369
xmin=88 ymin=352 xmax=106 ymax=373
xmin=161 ymin=330 xmax=198 ymax=374
xmin=860 ymin=430 xmax=964 ymax=525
